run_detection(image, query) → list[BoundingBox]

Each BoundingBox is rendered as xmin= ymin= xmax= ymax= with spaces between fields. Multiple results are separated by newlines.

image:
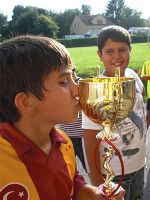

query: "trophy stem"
xmin=96 ymin=122 xmax=119 ymax=141
xmin=95 ymin=137 xmax=125 ymax=199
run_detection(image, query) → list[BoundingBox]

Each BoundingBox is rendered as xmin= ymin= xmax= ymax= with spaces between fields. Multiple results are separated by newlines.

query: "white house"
xmin=70 ymin=14 xmax=113 ymax=35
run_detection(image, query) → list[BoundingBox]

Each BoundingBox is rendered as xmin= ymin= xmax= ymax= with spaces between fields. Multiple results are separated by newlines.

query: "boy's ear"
xmin=97 ymin=50 xmax=102 ymax=61
xmin=130 ymin=47 xmax=132 ymax=52
xmin=15 ymin=92 xmax=33 ymax=112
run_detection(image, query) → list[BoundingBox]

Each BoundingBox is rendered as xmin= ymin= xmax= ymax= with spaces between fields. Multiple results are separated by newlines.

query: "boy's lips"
xmin=112 ymin=62 xmax=122 ymax=66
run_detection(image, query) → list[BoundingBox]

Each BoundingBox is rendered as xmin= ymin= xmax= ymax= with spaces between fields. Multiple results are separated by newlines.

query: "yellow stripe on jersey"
xmin=0 ymin=135 xmax=40 ymax=199
xmin=56 ymin=129 xmax=76 ymax=196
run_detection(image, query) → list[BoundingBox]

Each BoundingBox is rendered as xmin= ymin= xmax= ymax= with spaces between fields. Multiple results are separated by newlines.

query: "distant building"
xmin=70 ymin=14 xmax=113 ymax=36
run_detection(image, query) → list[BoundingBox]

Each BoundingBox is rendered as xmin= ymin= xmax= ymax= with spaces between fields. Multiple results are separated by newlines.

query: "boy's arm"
xmin=146 ymin=110 xmax=150 ymax=127
xmin=140 ymin=63 xmax=150 ymax=80
xmin=76 ymin=184 xmax=125 ymax=200
xmin=140 ymin=76 xmax=150 ymax=81
xmin=83 ymin=129 xmax=103 ymax=186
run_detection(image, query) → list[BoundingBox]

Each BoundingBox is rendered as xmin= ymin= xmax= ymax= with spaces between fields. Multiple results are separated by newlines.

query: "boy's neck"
xmin=13 ymin=120 xmax=53 ymax=154
xmin=42 ymin=142 xmax=52 ymax=155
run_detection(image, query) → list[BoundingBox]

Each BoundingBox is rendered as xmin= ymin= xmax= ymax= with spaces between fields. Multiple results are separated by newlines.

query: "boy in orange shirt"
xmin=0 ymin=35 xmax=124 ymax=200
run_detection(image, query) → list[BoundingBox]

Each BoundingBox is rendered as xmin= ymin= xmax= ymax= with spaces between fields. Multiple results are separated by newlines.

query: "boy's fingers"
xmin=112 ymin=187 xmax=125 ymax=200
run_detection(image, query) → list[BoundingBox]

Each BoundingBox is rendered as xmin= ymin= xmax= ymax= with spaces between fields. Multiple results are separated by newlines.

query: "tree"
xmin=55 ymin=9 xmax=81 ymax=38
xmin=37 ymin=14 xmax=59 ymax=37
xmin=105 ymin=0 xmax=125 ymax=25
xmin=81 ymin=5 xmax=91 ymax=15
xmin=14 ymin=11 xmax=39 ymax=35
xmin=120 ymin=7 xmax=144 ymax=29
xmin=5 ymin=5 xmax=58 ymax=38
xmin=9 ymin=6 xmax=37 ymax=37
xmin=0 ymin=12 xmax=8 ymax=39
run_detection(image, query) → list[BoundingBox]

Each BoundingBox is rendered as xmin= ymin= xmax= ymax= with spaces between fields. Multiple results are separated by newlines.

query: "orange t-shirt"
xmin=0 ymin=123 xmax=85 ymax=200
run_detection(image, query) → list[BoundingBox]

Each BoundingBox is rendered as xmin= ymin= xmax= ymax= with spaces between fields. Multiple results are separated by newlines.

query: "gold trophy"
xmin=79 ymin=68 xmax=135 ymax=199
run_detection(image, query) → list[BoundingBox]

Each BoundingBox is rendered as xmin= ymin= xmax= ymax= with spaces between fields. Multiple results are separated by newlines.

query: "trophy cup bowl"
xmin=78 ymin=76 xmax=135 ymax=198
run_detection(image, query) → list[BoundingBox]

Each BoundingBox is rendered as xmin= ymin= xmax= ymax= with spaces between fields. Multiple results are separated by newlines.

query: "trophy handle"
xmin=95 ymin=137 xmax=124 ymax=199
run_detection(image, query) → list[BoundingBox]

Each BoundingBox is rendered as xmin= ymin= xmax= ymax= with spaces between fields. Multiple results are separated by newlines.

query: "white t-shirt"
xmin=82 ymin=68 xmax=147 ymax=175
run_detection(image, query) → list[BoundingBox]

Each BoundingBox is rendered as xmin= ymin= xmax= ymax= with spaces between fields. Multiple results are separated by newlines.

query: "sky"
xmin=0 ymin=0 xmax=149 ymax=21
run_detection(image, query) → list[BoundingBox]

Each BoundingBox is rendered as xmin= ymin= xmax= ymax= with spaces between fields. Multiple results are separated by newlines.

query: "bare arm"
xmin=147 ymin=110 xmax=150 ymax=127
xmin=140 ymin=76 xmax=150 ymax=81
xmin=83 ymin=129 xmax=103 ymax=186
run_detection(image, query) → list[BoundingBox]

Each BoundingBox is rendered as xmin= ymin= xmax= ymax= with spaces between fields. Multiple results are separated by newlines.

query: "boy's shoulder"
xmin=125 ymin=68 xmax=144 ymax=93
xmin=125 ymin=68 xmax=136 ymax=76
xmin=0 ymin=133 xmax=12 ymax=151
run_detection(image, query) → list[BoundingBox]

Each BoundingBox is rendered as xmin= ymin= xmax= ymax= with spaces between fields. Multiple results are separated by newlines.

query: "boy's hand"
xmin=77 ymin=184 xmax=125 ymax=200
xmin=95 ymin=186 xmax=125 ymax=200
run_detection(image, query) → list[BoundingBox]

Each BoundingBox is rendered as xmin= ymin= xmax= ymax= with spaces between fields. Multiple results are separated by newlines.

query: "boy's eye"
xmin=119 ymin=49 xmax=128 ymax=53
xmin=105 ymin=50 xmax=113 ymax=54
xmin=104 ymin=49 xmax=129 ymax=55
xmin=59 ymin=80 xmax=68 ymax=87
xmin=120 ymin=49 xmax=126 ymax=51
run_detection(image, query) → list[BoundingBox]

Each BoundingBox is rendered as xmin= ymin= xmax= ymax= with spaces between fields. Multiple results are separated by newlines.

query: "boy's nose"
xmin=113 ymin=50 xmax=121 ymax=58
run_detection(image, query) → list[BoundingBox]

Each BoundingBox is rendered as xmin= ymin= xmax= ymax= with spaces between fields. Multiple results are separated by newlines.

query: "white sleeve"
xmin=125 ymin=68 xmax=144 ymax=94
xmin=81 ymin=111 xmax=103 ymax=130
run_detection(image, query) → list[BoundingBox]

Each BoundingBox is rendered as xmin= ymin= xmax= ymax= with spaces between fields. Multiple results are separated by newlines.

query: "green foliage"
xmin=1 ymin=6 xmax=58 ymax=38
xmin=81 ymin=5 xmax=91 ymax=15
xmin=104 ymin=0 xmax=145 ymax=28
xmin=68 ymin=43 xmax=150 ymax=78
xmin=59 ymin=35 xmax=148 ymax=48
xmin=37 ymin=15 xmax=59 ymax=37
xmin=120 ymin=7 xmax=144 ymax=29
xmin=0 ymin=6 xmax=81 ymax=39
xmin=131 ymin=35 xmax=148 ymax=43
xmin=14 ymin=11 xmax=39 ymax=35
xmin=55 ymin=9 xmax=81 ymax=38
xmin=59 ymin=37 xmax=97 ymax=47
xmin=105 ymin=0 xmax=125 ymax=25
xmin=0 ymin=12 xmax=7 ymax=36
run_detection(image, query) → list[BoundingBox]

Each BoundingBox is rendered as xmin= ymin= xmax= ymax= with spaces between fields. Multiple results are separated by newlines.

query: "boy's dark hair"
xmin=97 ymin=25 xmax=131 ymax=52
xmin=0 ymin=35 xmax=72 ymax=122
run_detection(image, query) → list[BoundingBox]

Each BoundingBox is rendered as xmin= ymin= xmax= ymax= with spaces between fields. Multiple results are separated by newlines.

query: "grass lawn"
xmin=68 ymin=43 xmax=150 ymax=78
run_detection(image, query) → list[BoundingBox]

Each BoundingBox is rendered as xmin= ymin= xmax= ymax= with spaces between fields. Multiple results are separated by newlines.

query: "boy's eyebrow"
xmin=102 ymin=47 xmax=129 ymax=51
xmin=59 ymin=68 xmax=72 ymax=77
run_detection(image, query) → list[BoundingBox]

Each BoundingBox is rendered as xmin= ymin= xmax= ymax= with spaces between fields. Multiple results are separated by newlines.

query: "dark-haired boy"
xmin=0 ymin=35 xmax=124 ymax=200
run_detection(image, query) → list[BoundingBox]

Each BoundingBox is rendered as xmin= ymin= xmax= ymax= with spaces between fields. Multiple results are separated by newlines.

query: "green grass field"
xmin=68 ymin=43 xmax=150 ymax=78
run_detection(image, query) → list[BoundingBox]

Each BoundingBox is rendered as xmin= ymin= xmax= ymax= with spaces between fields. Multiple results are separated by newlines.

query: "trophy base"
xmin=96 ymin=130 xmax=119 ymax=141
xmin=98 ymin=182 xmax=120 ymax=198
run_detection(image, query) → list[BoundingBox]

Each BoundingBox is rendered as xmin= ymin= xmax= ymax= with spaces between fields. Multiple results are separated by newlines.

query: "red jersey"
xmin=0 ymin=122 xmax=85 ymax=200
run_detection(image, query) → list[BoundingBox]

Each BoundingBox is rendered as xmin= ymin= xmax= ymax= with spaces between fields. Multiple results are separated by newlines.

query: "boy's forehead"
xmin=62 ymin=64 xmax=75 ymax=72
xmin=103 ymin=39 xmax=129 ymax=47
xmin=60 ymin=65 xmax=73 ymax=75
